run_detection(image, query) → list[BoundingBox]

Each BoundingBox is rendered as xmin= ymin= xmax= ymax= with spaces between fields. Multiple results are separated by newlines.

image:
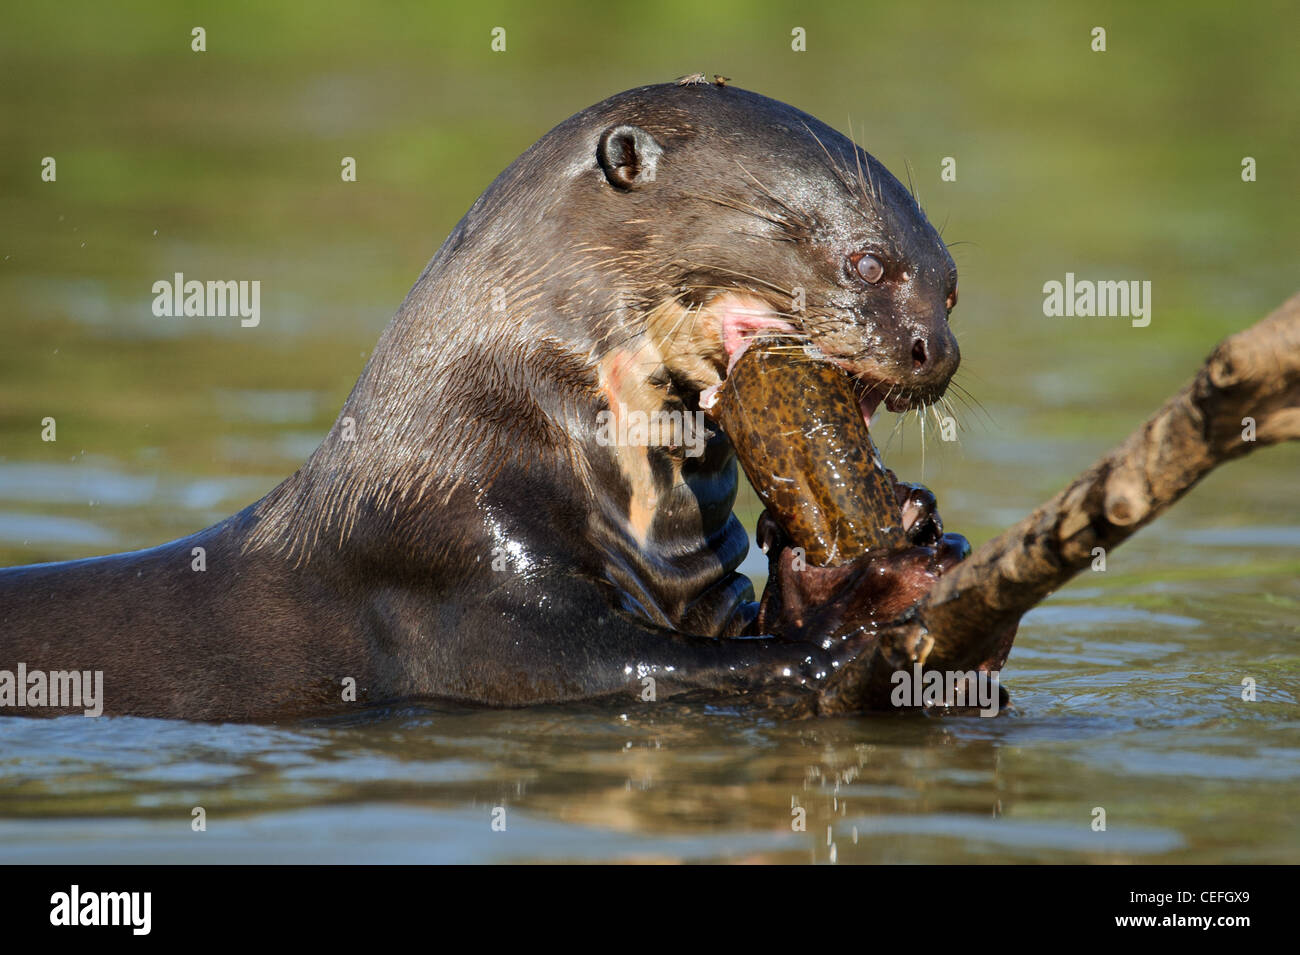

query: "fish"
xmin=709 ymin=340 xmax=905 ymax=566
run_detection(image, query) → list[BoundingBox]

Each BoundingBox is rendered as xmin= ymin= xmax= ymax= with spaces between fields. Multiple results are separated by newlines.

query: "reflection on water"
xmin=1 ymin=558 xmax=1297 ymax=864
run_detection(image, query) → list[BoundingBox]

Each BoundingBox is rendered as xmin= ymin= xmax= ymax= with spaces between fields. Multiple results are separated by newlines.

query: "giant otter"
xmin=0 ymin=82 xmax=979 ymax=720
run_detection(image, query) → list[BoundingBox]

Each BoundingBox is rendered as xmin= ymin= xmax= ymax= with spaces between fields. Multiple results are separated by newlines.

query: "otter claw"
xmin=755 ymin=510 xmax=787 ymax=557
xmin=893 ymin=480 xmax=943 ymax=545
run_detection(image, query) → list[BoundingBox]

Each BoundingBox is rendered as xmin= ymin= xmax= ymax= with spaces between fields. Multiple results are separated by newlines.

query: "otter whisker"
xmin=685 ymin=192 xmax=801 ymax=234
xmin=732 ymin=230 xmax=801 ymax=243
xmin=946 ymin=378 xmax=995 ymax=429
xmin=799 ymin=120 xmax=860 ymax=203
xmin=673 ymin=285 xmax=813 ymax=332
xmin=903 ymin=158 xmax=919 ymax=207
xmin=846 ymin=118 xmax=882 ymax=213
xmin=881 ymin=399 xmax=909 ymax=459
xmin=938 ymin=394 xmax=964 ymax=436
xmin=918 ymin=401 xmax=927 ymax=479
xmin=733 ymin=160 xmax=815 ymax=231
xmin=948 ymin=393 xmax=992 ymax=431
xmin=673 ymin=262 xmax=796 ymax=299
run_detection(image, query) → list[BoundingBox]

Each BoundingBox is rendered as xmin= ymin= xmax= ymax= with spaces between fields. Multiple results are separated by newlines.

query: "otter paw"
xmin=885 ymin=473 xmax=946 ymax=546
xmin=754 ymin=510 xmax=969 ymax=645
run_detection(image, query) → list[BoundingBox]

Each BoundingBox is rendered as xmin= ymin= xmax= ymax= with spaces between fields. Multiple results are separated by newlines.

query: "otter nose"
xmin=908 ymin=324 xmax=960 ymax=387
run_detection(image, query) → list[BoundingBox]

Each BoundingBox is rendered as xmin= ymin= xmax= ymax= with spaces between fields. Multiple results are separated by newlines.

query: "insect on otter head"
xmin=589 ymin=84 xmax=960 ymax=425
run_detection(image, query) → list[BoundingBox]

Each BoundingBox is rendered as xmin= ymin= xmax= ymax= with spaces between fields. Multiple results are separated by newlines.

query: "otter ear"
xmin=598 ymin=125 xmax=663 ymax=190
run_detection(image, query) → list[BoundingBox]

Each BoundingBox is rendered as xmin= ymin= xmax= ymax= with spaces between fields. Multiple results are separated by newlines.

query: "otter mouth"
xmin=699 ymin=295 xmax=922 ymax=430
xmin=716 ymin=298 xmax=798 ymax=377
xmin=840 ymin=368 xmax=939 ymax=419
xmin=853 ymin=381 xmax=892 ymax=423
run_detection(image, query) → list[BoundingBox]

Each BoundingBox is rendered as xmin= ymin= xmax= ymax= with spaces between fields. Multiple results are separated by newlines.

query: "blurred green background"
xmin=1 ymin=0 xmax=1298 ymax=866
xmin=1 ymin=0 xmax=1296 ymax=562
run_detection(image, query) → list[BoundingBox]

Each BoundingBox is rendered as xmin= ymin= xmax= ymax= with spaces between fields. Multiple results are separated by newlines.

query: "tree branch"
xmin=910 ymin=291 xmax=1300 ymax=673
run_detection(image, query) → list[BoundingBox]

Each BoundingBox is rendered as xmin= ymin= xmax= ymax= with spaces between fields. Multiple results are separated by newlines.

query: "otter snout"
xmin=906 ymin=318 xmax=960 ymax=392
xmin=837 ymin=301 xmax=960 ymax=414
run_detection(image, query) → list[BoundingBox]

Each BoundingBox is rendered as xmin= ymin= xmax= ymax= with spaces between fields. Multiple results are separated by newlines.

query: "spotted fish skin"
xmin=710 ymin=342 xmax=905 ymax=566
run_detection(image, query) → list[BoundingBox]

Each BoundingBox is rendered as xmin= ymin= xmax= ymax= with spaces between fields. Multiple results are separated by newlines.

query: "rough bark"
xmin=875 ymin=291 xmax=1300 ymax=685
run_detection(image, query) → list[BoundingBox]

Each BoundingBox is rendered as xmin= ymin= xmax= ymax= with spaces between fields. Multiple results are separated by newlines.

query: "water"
xmin=0 ymin=584 xmax=1296 ymax=863
xmin=1 ymin=403 xmax=1295 ymax=862
xmin=1 ymin=0 xmax=1297 ymax=864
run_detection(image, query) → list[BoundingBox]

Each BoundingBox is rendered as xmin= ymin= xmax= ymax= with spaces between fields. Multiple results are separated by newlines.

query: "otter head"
xmin=581 ymin=83 xmax=959 ymax=423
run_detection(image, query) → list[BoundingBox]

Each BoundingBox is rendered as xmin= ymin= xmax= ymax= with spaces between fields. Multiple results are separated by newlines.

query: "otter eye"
xmin=855 ymin=254 xmax=884 ymax=284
